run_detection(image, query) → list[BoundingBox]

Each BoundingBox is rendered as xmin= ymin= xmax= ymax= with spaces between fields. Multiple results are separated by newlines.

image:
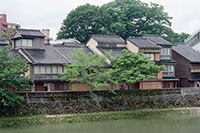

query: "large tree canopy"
xmin=57 ymin=0 xmax=189 ymax=43
xmin=57 ymin=4 xmax=106 ymax=43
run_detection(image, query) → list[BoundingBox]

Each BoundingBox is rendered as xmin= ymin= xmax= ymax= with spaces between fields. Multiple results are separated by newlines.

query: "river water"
xmin=1 ymin=116 xmax=200 ymax=133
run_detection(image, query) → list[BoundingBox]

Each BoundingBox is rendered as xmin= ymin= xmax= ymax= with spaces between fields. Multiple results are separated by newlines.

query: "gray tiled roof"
xmin=97 ymin=46 xmax=127 ymax=59
xmin=143 ymin=34 xmax=172 ymax=45
xmin=53 ymin=43 xmax=92 ymax=64
xmin=127 ymin=37 xmax=161 ymax=49
xmin=92 ymin=35 xmax=125 ymax=44
xmin=23 ymin=45 xmax=69 ymax=64
xmin=172 ymin=43 xmax=200 ymax=63
xmin=10 ymin=49 xmax=28 ymax=62
xmin=17 ymin=29 xmax=45 ymax=37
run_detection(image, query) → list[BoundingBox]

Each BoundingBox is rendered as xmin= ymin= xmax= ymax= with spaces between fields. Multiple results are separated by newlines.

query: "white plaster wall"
xmin=192 ymin=42 xmax=200 ymax=53
xmin=86 ymin=38 xmax=110 ymax=64
xmin=126 ymin=40 xmax=139 ymax=53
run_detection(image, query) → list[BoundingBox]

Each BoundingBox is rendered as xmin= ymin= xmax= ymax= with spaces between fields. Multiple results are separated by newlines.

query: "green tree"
xmin=57 ymin=0 xmax=188 ymax=43
xmin=0 ymin=46 xmax=30 ymax=109
xmin=57 ymin=4 xmax=107 ymax=43
xmin=0 ymin=29 xmax=16 ymax=45
xmin=163 ymin=28 xmax=190 ymax=43
xmin=101 ymin=0 xmax=172 ymax=39
xmin=60 ymin=49 xmax=115 ymax=100
xmin=110 ymin=49 xmax=164 ymax=89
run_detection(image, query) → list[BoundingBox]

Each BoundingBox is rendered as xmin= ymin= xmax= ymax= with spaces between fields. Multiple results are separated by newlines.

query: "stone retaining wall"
xmin=1 ymin=88 xmax=200 ymax=116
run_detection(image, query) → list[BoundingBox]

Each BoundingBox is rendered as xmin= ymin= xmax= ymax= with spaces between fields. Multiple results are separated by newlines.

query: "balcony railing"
xmin=191 ymin=68 xmax=200 ymax=73
xmin=33 ymin=74 xmax=62 ymax=80
xmin=163 ymin=71 xmax=175 ymax=77
xmin=160 ymin=55 xmax=171 ymax=60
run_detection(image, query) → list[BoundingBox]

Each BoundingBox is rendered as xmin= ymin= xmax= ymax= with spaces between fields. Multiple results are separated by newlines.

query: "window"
xmin=15 ymin=40 xmax=21 ymax=47
xmin=34 ymin=65 xmax=64 ymax=74
xmin=64 ymin=66 xmax=67 ymax=72
xmin=144 ymin=53 xmax=154 ymax=61
xmin=58 ymin=66 xmax=63 ymax=74
xmin=15 ymin=39 xmax=33 ymax=48
xmin=27 ymin=40 xmax=32 ymax=46
xmin=40 ymin=66 xmax=46 ymax=74
xmin=163 ymin=65 xmax=174 ymax=76
xmin=34 ymin=66 xmax=40 ymax=74
xmin=52 ymin=66 xmax=58 ymax=74
xmin=22 ymin=39 xmax=27 ymax=47
xmin=46 ymin=66 xmax=51 ymax=74
xmin=160 ymin=48 xmax=171 ymax=60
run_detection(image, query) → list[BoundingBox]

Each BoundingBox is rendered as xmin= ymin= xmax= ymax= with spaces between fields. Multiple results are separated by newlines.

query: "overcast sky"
xmin=0 ymin=0 xmax=199 ymax=40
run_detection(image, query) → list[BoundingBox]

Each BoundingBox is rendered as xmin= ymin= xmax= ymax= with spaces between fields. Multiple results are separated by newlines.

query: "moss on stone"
xmin=0 ymin=107 xmax=196 ymax=128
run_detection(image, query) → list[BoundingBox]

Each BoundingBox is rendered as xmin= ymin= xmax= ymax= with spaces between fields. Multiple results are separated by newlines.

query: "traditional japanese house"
xmin=12 ymin=29 xmax=69 ymax=91
xmin=143 ymin=35 xmax=178 ymax=88
xmin=172 ymin=43 xmax=200 ymax=87
xmin=126 ymin=37 xmax=163 ymax=89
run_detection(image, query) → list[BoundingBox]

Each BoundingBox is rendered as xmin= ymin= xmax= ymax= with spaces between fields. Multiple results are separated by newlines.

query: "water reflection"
xmin=1 ymin=116 xmax=200 ymax=133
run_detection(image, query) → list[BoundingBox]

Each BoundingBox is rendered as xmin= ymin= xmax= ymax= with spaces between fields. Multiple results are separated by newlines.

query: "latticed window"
xmin=163 ymin=65 xmax=175 ymax=76
xmin=15 ymin=39 xmax=33 ymax=47
xmin=160 ymin=48 xmax=171 ymax=60
xmin=34 ymin=65 xmax=64 ymax=74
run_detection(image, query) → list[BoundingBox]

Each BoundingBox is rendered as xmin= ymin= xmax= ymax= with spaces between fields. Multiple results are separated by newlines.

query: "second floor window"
xmin=160 ymin=48 xmax=171 ymax=60
xmin=163 ymin=65 xmax=175 ymax=76
xmin=34 ymin=65 xmax=65 ymax=74
xmin=15 ymin=39 xmax=33 ymax=48
xmin=144 ymin=53 xmax=154 ymax=61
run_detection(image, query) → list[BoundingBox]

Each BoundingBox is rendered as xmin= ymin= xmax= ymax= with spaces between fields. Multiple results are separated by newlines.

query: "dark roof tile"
xmin=92 ymin=35 xmax=125 ymax=44
xmin=127 ymin=37 xmax=161 ymax=49
xmin=53 ymin=43 xmax=92 ymax=64
xmin=16 ymin=29 xmax=45 ymax=37
xmin=23 ymin=45 xmax=68 ymax=64
xmin=143 ymin=34 xmax=172 ymax=45
xmin=172 ymin=43 xmax=200 ymax=63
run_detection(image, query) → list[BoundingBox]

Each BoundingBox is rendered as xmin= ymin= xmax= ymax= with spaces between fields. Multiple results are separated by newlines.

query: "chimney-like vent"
xmin=42 ymin=29 xmax=52 ymax=44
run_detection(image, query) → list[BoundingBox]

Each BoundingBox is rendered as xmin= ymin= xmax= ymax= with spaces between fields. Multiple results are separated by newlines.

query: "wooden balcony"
xmin=163 ymin=71 xmax=175 ymax=77
xmin=191 ymin=67 xmax=200 ymax=73
xmin=160 ymin=55 xmax=171 ymax=60
xmin=33 ymin=74 xmax=62 ymax=81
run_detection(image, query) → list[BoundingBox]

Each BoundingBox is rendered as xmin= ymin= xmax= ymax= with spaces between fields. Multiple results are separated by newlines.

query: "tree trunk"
xmin=128 ymin=84 xmax=131 ymax=90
